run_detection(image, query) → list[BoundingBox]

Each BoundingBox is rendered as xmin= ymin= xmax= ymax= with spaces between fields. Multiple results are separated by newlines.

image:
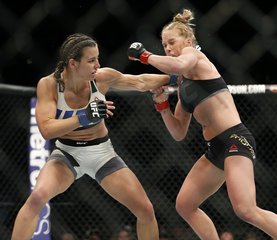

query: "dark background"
xmin=0 ymin=1 xmax=277 ymax=240
xmin=0 ymin=0 xmax=276 ymax=87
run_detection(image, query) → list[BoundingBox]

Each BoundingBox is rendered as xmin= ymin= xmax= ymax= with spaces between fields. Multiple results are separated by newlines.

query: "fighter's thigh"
xmin=177 ymin=155 xmax=225 ymax=205
xmin=100 ymin=168 xmax=150 ymax=208
xmin=224 ymin=156 xmax=256 ymax=206
xmin=34 ymin=159 xmax=75 ymax=198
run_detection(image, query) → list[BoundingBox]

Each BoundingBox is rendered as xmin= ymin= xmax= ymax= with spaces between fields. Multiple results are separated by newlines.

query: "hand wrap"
xmin=154 ymin=100 xmax=170 ymax=112
xmin=153 ymin=92 xmax=170 ymax=112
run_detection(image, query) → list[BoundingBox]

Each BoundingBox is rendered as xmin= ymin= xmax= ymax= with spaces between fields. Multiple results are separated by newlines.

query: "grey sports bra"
xmin=179 ymin=77 xmax=229 ymax=113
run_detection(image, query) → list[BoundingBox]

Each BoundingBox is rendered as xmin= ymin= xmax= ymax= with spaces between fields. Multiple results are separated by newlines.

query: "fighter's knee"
xmin=136 ymin=201 xmax=156 ymax=222
xmin=233 ymin=203 xmax=256 ymax=223
xmin=27 ymin=188 xmax=50 ymax=209
xmin=175 ymin=194 xmax=194 ymax=219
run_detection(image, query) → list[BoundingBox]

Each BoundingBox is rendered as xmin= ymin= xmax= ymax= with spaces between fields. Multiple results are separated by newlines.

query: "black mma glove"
xmin=77 ymin=100 xmax=107 ymax=126
xmin=127 ymin=42 xmax=152 ymax=64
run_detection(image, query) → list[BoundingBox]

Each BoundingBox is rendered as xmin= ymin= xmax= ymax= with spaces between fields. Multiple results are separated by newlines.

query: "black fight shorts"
xmin=205 ymin=123 xmax=256 ymax=170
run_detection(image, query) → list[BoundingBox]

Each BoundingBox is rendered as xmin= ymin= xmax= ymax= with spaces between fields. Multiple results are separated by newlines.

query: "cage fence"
xmin=0 ymin=84 xmax=276 ymax=240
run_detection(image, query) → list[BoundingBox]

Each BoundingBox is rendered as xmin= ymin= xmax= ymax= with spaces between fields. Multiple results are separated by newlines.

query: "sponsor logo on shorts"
xmin=76 ymin=142 xmax=88 ymax=145
xmin=229 ymin=144 xmax=238 ymax=152
xmin=230 ymin=134 xmax=256 ymax=159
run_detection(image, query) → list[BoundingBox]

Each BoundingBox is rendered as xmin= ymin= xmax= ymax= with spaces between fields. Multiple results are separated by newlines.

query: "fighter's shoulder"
xmin=182 ymin=47 xmax=205 ymax=65
xmin=37 ymin=73 xmax=57 ymax=92
xmin=95 ymin=67 xmax=122 ymax=82
xmin=181 ymin=46 xmax=199 ymax=55
xmin=38 ymin=73 xmax=55 ymax=85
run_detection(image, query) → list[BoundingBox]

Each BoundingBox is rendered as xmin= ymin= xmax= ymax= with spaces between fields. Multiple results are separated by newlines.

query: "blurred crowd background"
xmin=0 ymin=0 xmax=276 ymax=240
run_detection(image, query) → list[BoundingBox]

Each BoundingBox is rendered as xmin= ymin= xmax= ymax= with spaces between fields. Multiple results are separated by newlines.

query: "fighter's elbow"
xmin=173 ymin=134 xmax=186 ymax=142
xmin=170 ymin=130 xmax=186 ymax=141
xmin=37 ymin=124 xmax=54 ymax=140
xmin=39 ymin=129 xmax=52 ymax=140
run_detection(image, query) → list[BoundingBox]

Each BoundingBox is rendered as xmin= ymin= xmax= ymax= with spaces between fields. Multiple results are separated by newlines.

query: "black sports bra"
xmin=179 ymin=77 xmax=229 ymax=113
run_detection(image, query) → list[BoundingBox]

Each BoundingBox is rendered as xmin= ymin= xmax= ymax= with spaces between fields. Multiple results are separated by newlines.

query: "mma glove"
xmin=127 ymin=42 xmax=152 ymax=64
xmin=77 ymin=100 xmax=107 ymax=126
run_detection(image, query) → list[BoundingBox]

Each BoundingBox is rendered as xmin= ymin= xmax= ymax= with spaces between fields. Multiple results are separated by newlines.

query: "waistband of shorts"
xmin=57 ymin=135 xmax=109 ymax=146
xmin=207 ymin=123 xmax=246 ymax=143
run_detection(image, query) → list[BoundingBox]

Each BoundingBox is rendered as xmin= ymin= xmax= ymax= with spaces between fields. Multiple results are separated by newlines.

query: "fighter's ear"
xmin=184 ymin=37 xmax=193 ymax=46
xmin=68 ymin=58 xmax=78 ymax=69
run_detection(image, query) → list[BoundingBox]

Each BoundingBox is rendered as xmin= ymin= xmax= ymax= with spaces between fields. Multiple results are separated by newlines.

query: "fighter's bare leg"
xmin=225 ymin=156 xmax=277 ymax=239
xmin=11 ymin=160 xmax=75 ymax=240
xmin=101 ymin=168 xmax=159 ymax=240
xmin=175 ymin=155 xmax=225 ymax=240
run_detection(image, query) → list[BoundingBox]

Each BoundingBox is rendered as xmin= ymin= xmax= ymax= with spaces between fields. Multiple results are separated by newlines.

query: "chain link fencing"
xmin=1 ymin=0 xmax=276 ymax=87
xmin=0 ymin=85 xmax=276 ymax=240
